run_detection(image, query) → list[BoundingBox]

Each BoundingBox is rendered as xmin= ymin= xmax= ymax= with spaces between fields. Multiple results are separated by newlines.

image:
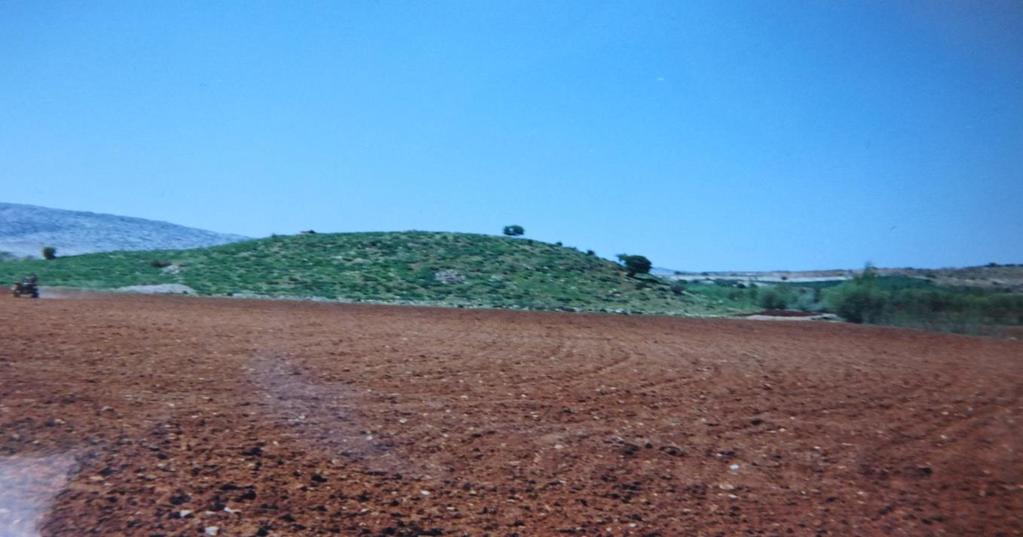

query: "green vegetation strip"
xmin=3 ymin=233 xmax=1020 ymax=335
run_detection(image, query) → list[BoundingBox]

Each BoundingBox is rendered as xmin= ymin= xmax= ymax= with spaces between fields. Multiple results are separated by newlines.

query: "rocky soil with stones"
xmin=1 ymin=293 xmax=1020 ymax=536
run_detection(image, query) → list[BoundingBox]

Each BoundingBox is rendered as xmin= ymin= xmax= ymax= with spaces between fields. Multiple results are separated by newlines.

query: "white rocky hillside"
xmin=0 ymin=202 xmax=248 ymax=258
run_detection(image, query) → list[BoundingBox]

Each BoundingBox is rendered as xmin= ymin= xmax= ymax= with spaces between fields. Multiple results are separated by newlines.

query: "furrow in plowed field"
xmin=0 ymin=293 xmax=1020 ymax=536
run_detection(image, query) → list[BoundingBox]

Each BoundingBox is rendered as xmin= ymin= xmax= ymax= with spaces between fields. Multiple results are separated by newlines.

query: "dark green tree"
xmin=42 ymin=246 xmax=57 ymax=260
xmin=502 ymin=225 xmax=525 ymax=236
xmin=616 ymin=254 xmax=652 ymax=277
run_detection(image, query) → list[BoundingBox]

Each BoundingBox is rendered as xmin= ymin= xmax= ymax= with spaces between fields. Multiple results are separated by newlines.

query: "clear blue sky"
xmin=2 ymin=1 xmax=1021 ymax=270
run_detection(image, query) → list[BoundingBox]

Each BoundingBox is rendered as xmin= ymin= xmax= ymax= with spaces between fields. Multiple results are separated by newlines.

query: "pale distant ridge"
xmin=0 ymin=202 xmax=248 ymax=258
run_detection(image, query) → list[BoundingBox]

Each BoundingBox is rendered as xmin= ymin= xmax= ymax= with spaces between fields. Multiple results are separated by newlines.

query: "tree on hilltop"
xmin=502 ymin=225 xmax=525 ymax=236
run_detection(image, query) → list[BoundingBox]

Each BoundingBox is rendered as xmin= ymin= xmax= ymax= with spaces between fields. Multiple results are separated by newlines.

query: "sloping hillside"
xmin=0 ymin=231 xmax=742 ymax=315
xmin=0 ymin=202 xmax=247 ymax=258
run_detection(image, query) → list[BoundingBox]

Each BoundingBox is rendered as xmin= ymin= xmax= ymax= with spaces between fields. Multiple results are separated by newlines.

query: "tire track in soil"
xmin=246 ymin=350 xmax=439 ymax=479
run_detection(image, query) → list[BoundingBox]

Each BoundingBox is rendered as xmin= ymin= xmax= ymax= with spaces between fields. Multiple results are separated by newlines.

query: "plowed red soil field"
xmin=1 ymin=293 xmax=1021 ymax=536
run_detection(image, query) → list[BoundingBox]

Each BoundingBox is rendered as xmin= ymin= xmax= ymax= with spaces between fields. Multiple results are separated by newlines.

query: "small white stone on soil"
xmin=205 ymin=527 xmax=219 ymax=536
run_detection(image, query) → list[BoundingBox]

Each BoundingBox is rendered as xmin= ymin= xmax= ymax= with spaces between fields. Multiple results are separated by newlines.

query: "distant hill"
xmin=0 ymin=231 xmax=742 ymax=315
xmin=0 ymin=202 xmax=248 ymax=258
xmin=664 ymin=265 xmax=1023 ymax=292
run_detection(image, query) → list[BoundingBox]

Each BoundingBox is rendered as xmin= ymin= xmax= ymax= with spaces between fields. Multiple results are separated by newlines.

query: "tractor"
xmin=11 ymin=274 xmax=39 ymax=298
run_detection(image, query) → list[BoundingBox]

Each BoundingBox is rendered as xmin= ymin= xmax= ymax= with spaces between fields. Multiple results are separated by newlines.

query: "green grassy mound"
xmin=0 ymin=232 xmax=749 ymax=315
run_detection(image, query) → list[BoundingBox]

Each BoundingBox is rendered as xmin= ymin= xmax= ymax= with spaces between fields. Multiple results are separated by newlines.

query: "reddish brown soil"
xmin=1 ymin=293 xmax=1021 ymax=536
xmin=751 ymin=310 xmax=818 ymax=318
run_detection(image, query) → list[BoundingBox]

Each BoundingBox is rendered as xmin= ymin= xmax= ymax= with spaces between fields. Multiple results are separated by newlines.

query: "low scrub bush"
xmin=824 ymin=266 xmax=886 ymax=323
xmin=758 ymin=287 xmax=791 ymax=310
xmin=825 ymin=283 xmax=887 ymax=323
